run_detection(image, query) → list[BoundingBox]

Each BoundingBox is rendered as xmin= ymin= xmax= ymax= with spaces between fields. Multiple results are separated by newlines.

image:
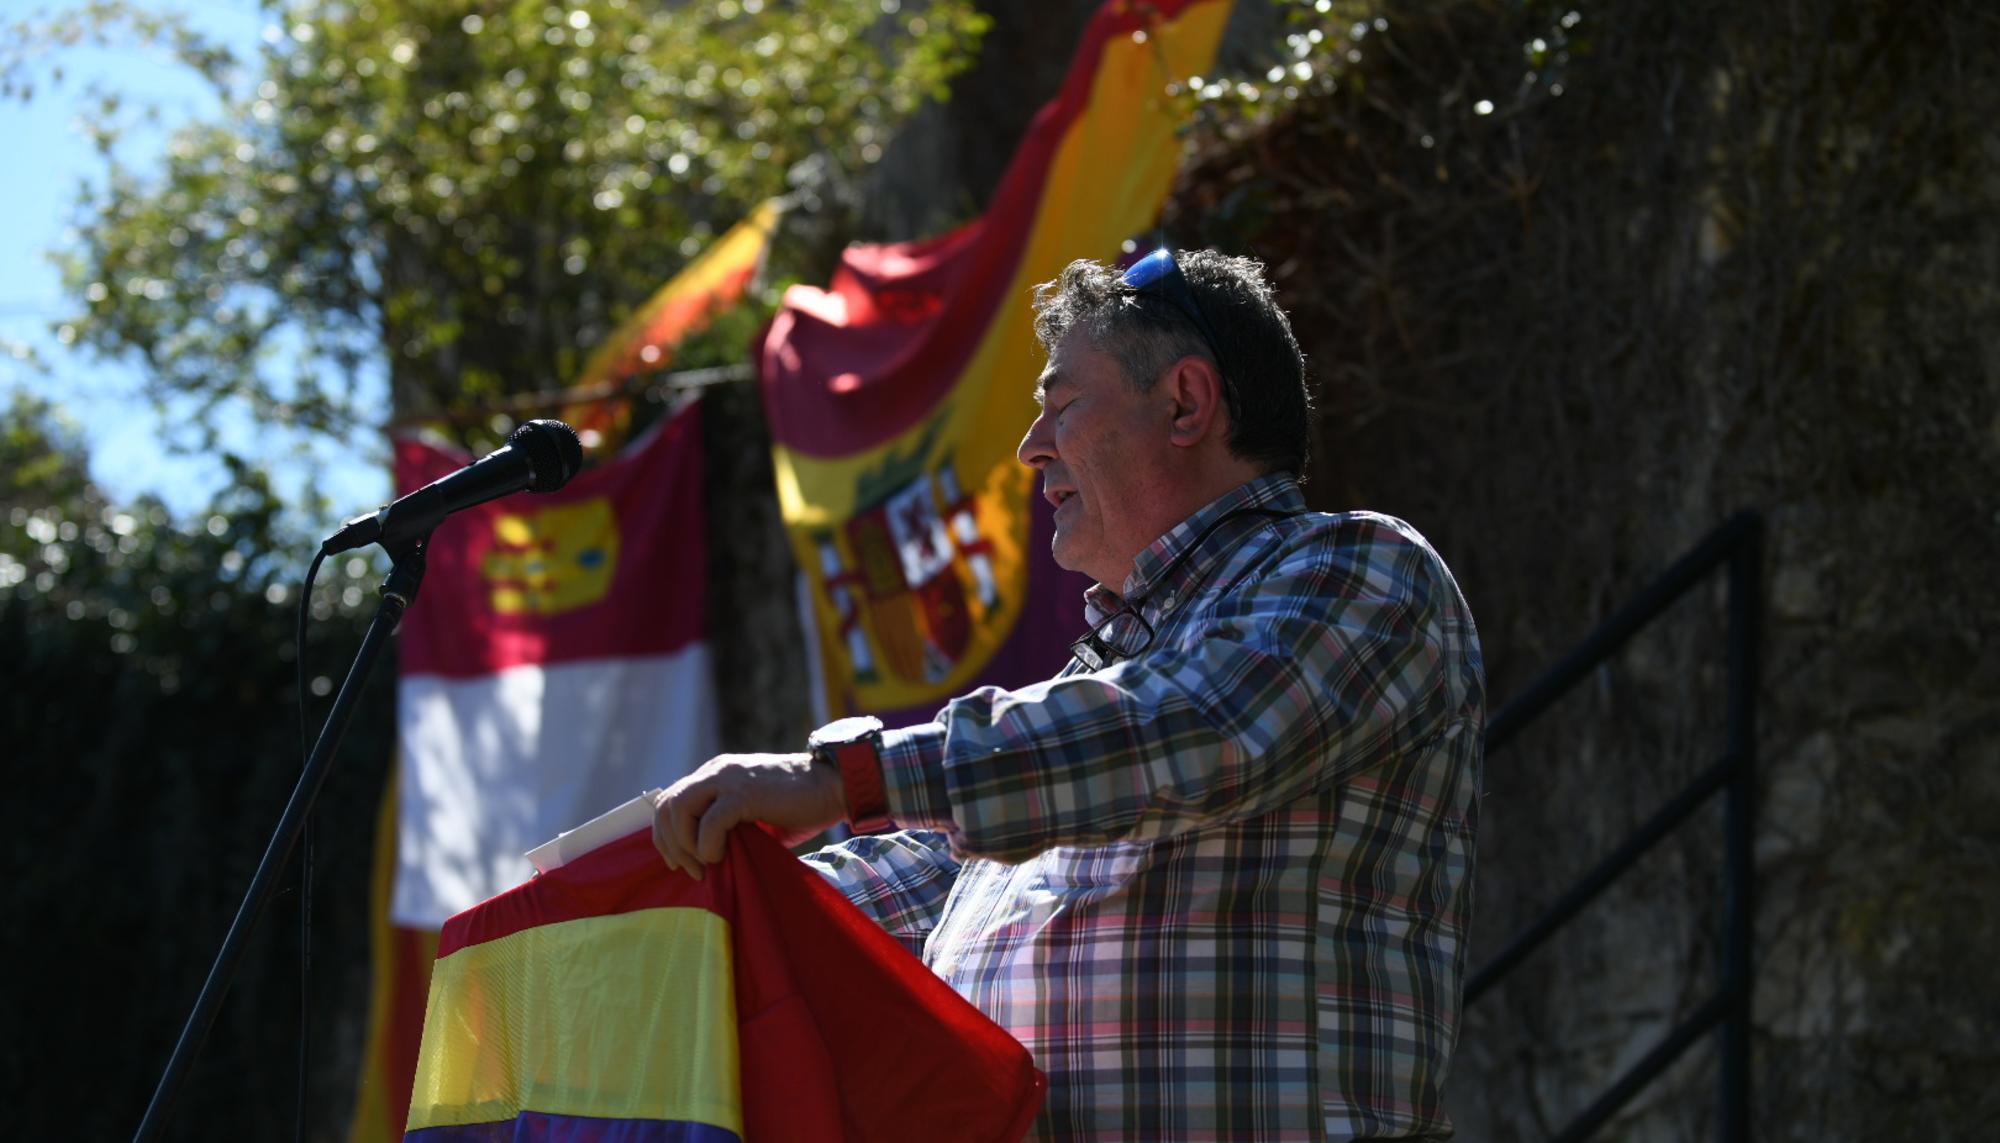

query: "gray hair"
xmin=1031 ymin=250 xmax=1311 ymax=474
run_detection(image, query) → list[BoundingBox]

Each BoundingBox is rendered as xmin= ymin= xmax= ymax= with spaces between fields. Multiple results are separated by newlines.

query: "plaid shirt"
xmin=804 ymin=474 xmax=1484 ymax=1141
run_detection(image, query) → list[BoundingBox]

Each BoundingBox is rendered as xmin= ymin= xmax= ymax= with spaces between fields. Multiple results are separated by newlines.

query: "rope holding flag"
xmin=562 ymin=201 xmax=785 ymax=448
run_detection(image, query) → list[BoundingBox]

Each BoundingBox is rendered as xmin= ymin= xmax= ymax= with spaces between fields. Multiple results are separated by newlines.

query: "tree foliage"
xmin=57 ymin=0 xmax=987 ymax=449
xmin=0 ymin=387 xmax=399 ymax=1137
xmin=9 ymin=3 xmax=988 ymax=1134
xmin=0 ymin=0 xmax=237 ymax=103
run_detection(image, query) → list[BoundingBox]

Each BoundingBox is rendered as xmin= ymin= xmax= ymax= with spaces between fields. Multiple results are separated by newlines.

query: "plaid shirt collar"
xmin=1083 ymin=471 xmax=1307 ymax=628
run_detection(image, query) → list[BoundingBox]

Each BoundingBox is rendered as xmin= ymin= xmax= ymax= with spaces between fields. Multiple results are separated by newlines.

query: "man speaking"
xmin=654 ymin=249 xmax=1485 ymax=1141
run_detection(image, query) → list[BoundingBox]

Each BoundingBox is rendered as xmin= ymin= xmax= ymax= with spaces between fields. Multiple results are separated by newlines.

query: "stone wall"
xmin=1167 ymin=0 xmax=2000 ymax=1136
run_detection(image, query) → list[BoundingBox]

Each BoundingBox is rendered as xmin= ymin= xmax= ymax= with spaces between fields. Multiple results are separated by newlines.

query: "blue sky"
xmin=0 ymin=0 xmax=390 ymax=524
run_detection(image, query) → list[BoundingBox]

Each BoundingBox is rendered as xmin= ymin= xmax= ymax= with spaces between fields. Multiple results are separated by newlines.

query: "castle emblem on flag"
xmin=815 ymin=422 xmax=998 ymax=685
xmin=480 ymin=499 xmax=620 ymax=616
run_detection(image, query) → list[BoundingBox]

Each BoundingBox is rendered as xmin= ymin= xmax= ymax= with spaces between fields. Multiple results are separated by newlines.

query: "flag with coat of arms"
xmin=388 ymin=403 xmax=718 ymax=927
xmin=349 ymin=401 xmax=720 ymax=1139
xmin=761 ymin=0 xmax=1235 ymax=724
xmin=349 ymin=201 xmax=778 ymax=1140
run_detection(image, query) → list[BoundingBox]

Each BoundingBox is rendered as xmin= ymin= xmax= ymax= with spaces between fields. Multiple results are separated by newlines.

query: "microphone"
xmin=322 ymin=419 xmax=584 ymax=555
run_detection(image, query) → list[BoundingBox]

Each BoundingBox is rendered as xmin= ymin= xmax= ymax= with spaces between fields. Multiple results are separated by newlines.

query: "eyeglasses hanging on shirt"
xmin=1071 ymin=607 xmax=1157 ymax=671
xmin=1068 ymin=504 xmax=1302 ymax=670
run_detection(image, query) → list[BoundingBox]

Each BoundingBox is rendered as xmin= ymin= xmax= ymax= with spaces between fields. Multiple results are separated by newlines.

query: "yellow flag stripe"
xmin=770 ymin=1 xmax=1231 ymax=516
xmin=773 ymin=0 xmax=1232 ymax=713
xmin=575 ymin=199 xmax=783 ymax=390
xmin=405 ymin=907 xmax=743 ymax=1133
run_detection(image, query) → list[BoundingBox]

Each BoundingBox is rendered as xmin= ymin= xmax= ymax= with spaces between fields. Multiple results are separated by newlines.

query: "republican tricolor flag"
xmin=405 ymin=827 xmax=1044 ymax=1140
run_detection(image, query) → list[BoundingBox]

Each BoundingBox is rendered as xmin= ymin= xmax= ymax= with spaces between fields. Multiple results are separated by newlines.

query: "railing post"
xmin=1467 ymin=511 xmax=1764 ymax=1140
xmin=1720 ymin=515 xmax=1762 ymax=1142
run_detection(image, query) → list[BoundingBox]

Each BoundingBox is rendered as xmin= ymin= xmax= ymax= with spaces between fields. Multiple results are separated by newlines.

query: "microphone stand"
xmin=136 ymin=533 xmax=430 ymax=1141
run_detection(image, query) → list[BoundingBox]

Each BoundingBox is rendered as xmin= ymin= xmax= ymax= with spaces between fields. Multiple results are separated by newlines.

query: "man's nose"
xmin=1017 ymin=409 xmax=1055 ymax=469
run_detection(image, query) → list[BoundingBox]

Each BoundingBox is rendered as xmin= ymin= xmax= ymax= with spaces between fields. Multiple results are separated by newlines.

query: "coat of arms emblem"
xmin=814 ymin=420 xmax=998 ymax=685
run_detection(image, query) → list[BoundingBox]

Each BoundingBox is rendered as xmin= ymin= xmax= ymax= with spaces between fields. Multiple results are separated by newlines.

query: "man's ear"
xmin=1163 ymin=355 xmax=1227 ymax=449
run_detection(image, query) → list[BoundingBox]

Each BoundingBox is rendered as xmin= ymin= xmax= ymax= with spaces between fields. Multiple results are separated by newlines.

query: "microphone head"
xmin=511 ymin=419 xmax=585 ymax=492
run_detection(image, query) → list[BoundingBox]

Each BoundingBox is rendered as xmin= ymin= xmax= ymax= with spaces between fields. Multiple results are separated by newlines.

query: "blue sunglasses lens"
xmin=1121 ymin=248 xmax=1177 ymax=289
xmin=1120 ymin=248 xmax=1230 ymax=385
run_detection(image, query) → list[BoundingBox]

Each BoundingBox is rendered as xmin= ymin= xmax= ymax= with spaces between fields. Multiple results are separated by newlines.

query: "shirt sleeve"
xmin=876 ymin=517 xmax=1452 ymax=864
xmin=799 ymin=829 xmax=962 ymax=958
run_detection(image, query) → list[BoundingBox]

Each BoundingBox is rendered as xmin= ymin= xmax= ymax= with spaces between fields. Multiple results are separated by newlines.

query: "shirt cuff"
xmin=877 ymin=721 xmax=954 ymax=832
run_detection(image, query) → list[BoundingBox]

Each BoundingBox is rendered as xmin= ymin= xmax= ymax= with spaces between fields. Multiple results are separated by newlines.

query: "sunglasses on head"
xmin=1121 ymin=248 xmax=1232 ymax=388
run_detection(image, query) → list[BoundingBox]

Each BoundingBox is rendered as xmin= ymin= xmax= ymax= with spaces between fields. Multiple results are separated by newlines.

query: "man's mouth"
xmin=1046 ymin=488 xmax=1076 ymax=509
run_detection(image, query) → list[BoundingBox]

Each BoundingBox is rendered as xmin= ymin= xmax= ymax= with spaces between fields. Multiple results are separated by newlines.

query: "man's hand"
xmin=651 ymin=752 xmax=846 ymax=879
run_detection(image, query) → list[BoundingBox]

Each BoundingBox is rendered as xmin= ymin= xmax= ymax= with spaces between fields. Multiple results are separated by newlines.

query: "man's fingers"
xmin=672 ymin=786 xmax=711 ymax=881
xmin=652 ymin=790 xmax=692 ymax=876
xmin=650 ymin=753 xmax=829 ymax=879
xmin=653 ymin=779 xmax=718 ymax=881
xmin=695 ymin=794 xmax=742 ymax=866
xmin=651 ymin=792 xmax=676 ymax=867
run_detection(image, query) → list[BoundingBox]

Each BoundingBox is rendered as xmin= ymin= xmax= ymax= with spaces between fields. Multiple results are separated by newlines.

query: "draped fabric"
xmin=392 ymin=402 xmax=718 ymax=927
xmin=761 ymin=0 xmax=1234 ymax=725
xmin=406 ymin=828 xmax=1045 ymax=1142
xmin=353 ymin=401 xmax=720 ymax=1141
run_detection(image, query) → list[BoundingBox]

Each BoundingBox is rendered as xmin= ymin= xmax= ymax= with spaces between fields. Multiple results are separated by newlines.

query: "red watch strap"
xmin=830 ymin=737 xmax=892 ymax=833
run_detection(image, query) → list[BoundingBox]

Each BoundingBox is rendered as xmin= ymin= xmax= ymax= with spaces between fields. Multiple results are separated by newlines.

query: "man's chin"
xmin=1049 ymin=533 xmax=1081 ymax=574
xmin=1050 ymin=537 xmax=1105 ymax=585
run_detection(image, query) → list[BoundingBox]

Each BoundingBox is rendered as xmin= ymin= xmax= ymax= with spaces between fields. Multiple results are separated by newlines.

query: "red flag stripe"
xmin=396 ymin=404 xmax=706 ymax=679
xmin=759 ymin=0 xmax=1211 ymax=457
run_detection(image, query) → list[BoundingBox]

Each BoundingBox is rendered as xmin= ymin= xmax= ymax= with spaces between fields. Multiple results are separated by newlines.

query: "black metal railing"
xmin=1467 ymin=511 xmax=1762 ymax=1142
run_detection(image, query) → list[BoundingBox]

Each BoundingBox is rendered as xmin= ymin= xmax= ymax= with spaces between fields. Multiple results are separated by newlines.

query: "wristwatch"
xmin=808 ymin=715 xmax=893 ymax=834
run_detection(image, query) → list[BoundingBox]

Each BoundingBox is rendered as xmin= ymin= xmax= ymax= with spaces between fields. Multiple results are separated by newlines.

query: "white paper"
xmin=524 ymin=789 xmax=662 ymax=875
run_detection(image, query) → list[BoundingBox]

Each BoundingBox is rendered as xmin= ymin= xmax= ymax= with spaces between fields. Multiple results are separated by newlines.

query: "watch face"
xmin=811 ymin=714 xmax=883 ymax=747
